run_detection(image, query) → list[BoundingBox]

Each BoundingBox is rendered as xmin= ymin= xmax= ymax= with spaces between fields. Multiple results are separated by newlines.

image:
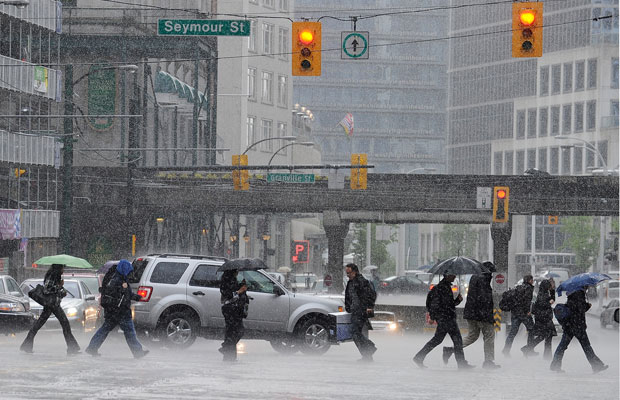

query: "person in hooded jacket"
xmin=344 ymin=263 xmax=377 ymax=362
xmin=85 ymin=259 xmax=149 ymax=358
xmin=550 ymin=287 xmax=608 ymax=373
xmin=442 ymin=262 xmax=500 ymax=369
xmin=20 ymin=264 xmax=81 ymax=355
xmin=520 ymin=278 xmax=557 ymax=359
xmin=219 ymin=269 xmax=249 ymax=361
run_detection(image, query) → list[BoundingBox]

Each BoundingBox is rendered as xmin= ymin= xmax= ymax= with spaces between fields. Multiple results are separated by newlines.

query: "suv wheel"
xmin=297 ymin=317 xmax=331 ymax=355
xmin=161 ymin=311 xmax=198 ymax=349
xmin=270 ymin=338 xmax=299 ymax=354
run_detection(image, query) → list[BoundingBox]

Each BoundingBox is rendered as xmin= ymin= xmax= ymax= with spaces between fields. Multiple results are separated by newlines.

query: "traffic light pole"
xmin=323 ymin=211 xmax=349 ymax=294
xmin=61 ymin=65 xmax=74 ymax=254
xmin=491 ymin=221 xmax=512 ymax=277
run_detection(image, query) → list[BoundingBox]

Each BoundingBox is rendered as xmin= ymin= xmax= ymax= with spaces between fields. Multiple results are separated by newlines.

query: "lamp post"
xmin=267 ymin=142 xmax=314 ymax=166
xmin=406 ymin=167 xmax=436 ymax=174
xmin=554 ymin=136 xmax=608 ymax=174
xmin=242 ymin=136 xmax=296 ymax=155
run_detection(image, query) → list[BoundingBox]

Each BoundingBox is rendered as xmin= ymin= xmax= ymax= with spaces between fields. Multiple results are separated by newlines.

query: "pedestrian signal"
xmin=548 ymin=216 xmax=559 ymax=225
xmin=492 ymin=186 xmax=510 ymax=223
xmin=351 ymin=153 xmax=367 ymax=190
xmin=512 ymin=2 xmax=543 ymax=57
xmin=232 ymin=154 xmax=249 ymax=190
xmin=292 ymin=21 xmax=321 ymax=76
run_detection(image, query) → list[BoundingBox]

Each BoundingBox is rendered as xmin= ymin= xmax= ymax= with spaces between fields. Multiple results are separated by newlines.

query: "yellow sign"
xmin=232 ymin=154 xmax=249 ymax=190
xmin=350 ymin=153 xmax=367 ymax=190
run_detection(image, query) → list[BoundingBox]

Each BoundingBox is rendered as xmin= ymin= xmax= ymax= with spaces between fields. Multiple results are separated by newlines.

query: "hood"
xmin=0 ymin=293 xmax=29 ymax=305
xmin=116 ymin=259 xmax=133 ymax=277
xmin=294 ymin=292 xmax=344 ymax=309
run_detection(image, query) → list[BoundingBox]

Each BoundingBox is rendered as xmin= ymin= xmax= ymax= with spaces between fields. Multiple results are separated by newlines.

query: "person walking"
xmin=20 ymin=264 xmax=81 ymax=355
xmin=443 ymin=262 xmax=500 ymax=369
xmin=550 ymin=287 xmax=608 ymax=373
xmin=344 ymin=263 xmax=377 ymax=362
xmin=85 ymin=259 xmax=149 ymax=358
xmin=520 ymin=278 xmax=557 ymax=359
xmin=502 ymin=274 xmax=535 ymax=356
xmin=413 ymin=271 xmax=474 ymax=369
xmin=219 ymin=269 xmax=249 ymax=362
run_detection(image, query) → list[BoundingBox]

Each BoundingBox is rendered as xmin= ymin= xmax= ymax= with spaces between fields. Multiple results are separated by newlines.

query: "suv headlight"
xmin=64 ymin=307 xmax=78 ymax=317
xmin=0 ymin=302 xmax=26 ymax=312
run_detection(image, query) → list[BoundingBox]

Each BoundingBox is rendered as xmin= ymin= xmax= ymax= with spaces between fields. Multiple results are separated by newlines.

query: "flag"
xmin=338 ymin=113 xmax=354 ymax=137
xmin=19 ymin=238 xmax=28 ymax=252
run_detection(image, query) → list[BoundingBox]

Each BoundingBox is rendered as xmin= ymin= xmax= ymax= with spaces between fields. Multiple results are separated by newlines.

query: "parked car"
xmin=404 ymin=270 xmax=432 ymax=285
xmin=128 ymin=254 xmax=343 ymax=354
xmin=290 ymin=273 xmax=318 ymax=292
xmin=428 ymin=275 xmax=461 ymax=295
xmin=600 ymin=298 xmax=619 ymax=328
xmin=20 ymin=278 xmax=99 ymax=333
xmin=0 ymin=274 xmax=30 ymax=303
xmin=605 ymin=280 xmax=619 ymax=300
xmin=378 ymin=275 xmax=427 ymax=295
xmin=0 ymin=288 xmax=34 ymax=335
xmin=369 ymin=311 xmax=404 ymax=335
xmin=62 ymin=271 xmax=104 ymax=325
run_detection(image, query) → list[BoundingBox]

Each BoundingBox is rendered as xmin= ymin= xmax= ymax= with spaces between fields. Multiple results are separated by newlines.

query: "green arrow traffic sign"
xmin=158 ymin=19 xmax=251 ymax=36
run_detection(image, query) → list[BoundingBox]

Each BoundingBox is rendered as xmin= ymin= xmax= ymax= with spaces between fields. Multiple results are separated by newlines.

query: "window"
xmin=247 ymin=67 xmax=256 ymax=101
xmin=238 ymin=270 xmax=276 ymax=294
xmin=586 ymin=142 xmax=595 ymax=169
xmin=494 ymin=152 xmax=503 ymax=174
xmin=279 ymin=0 xmax=289 ymax=10
xmin=505 ymin=151 xmax=514 ymax=174
xmin=527 ymin=109 xmax=537 ymax=138
xmin=527 ymin=148 xmax=536 ymax=169
xmin=598 ymin=140 xmax=608 ymax=168
xmin=516 ymin=150 xmax=525 ymax=175
xmin=574 ymin=146 xmax=583 ymax=174
xmin=587 ymin=58 xmax=597 ymax=89
xmin=189 ymin=264 xmax=222 ymax=288
xmin=550 ymin=147 xmax=559 ymax=175
xmin=248 ymin=21 xmax=257 ymax=52
xmin=551 ymin=64 xmax=561 ymax=94
xmin=261 ymin=119 xmax=273 ymax=150
xmin=538 ymin=107 xmax=548 ymax=137
xmin=149 ymin=262 xmax=189 ymax=284
xmin=563 ymin=62 xmax=573 ymax=93
xmin=561 ymin=147 xmax=571 ymax=175
xmin=278 ymin=27 xmax=289 ymax=60
xmin=612 ymin=58 xmax=619 ymax=89
xmin=247 ymin=116 xmax=257 ymax=146
xmin=261 ymin=71 xmax=273 ymax=103
xmin=539 ymin=66 xmax=549 ymax=96
xmin=263 ymin=0 xmax=275 ymax=8
xmin=262 ymin=23 xmax=274 ymax=55
xmin=562 ymin=104 xmax=572 ymax=134
xmin=516 ymin=110 xmax=525 ymax=139
xmin=575 ymin=60 xmax=585 ymax=91
xmin=277 ymin=121 xmax=287 ymax=152
xmin=277 ymin=75 xmax=287 ymax=106
xmin=538 ymin=148 xmax=547 ymax=172
xmin=550 ymin=106 xmax=560 ymax=136
xmin=574 ymin=102 xmax=584 ymax=132
xmin=586 ymin=100 xmax=596 ymax=130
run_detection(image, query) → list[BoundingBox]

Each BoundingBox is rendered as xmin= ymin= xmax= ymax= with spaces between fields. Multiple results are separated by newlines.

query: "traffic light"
xmin=292 ymin=21 xmax=321 ymax=76
xmin=512 ymin=2 xmax=543 ymax=57
xmin=548 ymin=216 xmax=559 ymax=225
xmin=232 ymin=154 xmax=249 ymax=190
xmin=350 ymin=153 xmax=367 ymax=190
xmin=492 ymin=186 xmax=510 ymax=223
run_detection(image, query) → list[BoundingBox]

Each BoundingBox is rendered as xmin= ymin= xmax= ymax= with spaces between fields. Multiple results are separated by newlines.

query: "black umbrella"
xmin=217 ymin=258 xmax=267 ymax=272
xmin=427 ymin=256 xmax=489 ymax=276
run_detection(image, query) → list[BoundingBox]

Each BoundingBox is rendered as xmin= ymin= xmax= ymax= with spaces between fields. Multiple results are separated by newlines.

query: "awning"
xmin=154 ymin=70 xmax=207 ymax=106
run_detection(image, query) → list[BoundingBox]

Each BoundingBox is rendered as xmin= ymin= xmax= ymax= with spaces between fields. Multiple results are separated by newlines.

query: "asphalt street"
xmin=0 ymin=315 xmax=617 ymax=400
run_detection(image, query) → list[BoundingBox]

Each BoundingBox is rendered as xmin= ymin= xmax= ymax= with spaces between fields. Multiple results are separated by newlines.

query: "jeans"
xmin=463 ymin=320 xmax=495 ymax=362
xmin=524 ymin=333 xmax=554 ymax=358
xmin=21 ymin=304 xmax=80 ymax=352
xmin=86 ymin=315 xmax=143 ymax=356
xmin=351 ymin=314 xmax=376 ymax=358
xmin=551 ymin=331 xmax=604 ymax=370
xmin=503 ymin=314 xmax=534 ymax=352
xmin=415 ymin=318 xmax=466 ymax=365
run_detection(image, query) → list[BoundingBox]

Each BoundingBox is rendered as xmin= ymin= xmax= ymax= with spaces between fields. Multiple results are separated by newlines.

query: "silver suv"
xmin=129 ymin=254 xmax=343 ymax=354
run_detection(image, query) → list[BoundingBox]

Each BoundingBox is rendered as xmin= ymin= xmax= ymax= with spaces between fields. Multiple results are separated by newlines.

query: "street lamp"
xmin=406 ymin=167 xmax=436 ymax=174
xmin=0 ymin=0 xmax=29 ymax=7
xmin=267 ymin=141 xmax=314 ymax=166
xmin=242 ymin=136 xmax=296 ymax=155
xmin=554 ymin=136 xmax=608 ymax=174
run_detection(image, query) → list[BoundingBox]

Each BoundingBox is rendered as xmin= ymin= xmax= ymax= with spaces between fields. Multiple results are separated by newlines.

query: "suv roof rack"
xmin=146 ymin=253 xmax=229 ymax=261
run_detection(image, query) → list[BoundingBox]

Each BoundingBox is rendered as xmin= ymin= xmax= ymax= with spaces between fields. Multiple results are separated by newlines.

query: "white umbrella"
xmin=362 ymin=265 xmax=378 ymax=273
xmin=277 ymin=266 xmax=292 ymax=273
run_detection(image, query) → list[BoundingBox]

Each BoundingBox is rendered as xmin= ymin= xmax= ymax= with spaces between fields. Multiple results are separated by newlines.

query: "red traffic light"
xmin=497 ymin=189 xmax=507 ymax=199
xmin=519 ymin=10 xmax=536 ymax=26
xmin=299 ymin=30 xmax=314 ymax=45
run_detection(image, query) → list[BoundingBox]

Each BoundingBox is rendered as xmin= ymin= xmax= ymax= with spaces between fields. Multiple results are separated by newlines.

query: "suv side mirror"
xmin=273 ymin=286 xmax=285 ymax=296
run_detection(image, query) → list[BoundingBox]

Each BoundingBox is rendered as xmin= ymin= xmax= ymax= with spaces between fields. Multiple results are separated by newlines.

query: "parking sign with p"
xmin=291 ymin=240 xmax=309 ymax=263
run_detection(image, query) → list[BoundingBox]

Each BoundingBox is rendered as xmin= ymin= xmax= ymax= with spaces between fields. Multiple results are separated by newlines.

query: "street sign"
xmin=493 ymin=273 xmax=508 ymax=293
xmin=267 ymin=173 xmax=315 ymax=183
xmin=341 ymin=31 xmax=369 ymax=59
xmin=495 ymin=274 xmax=505 ymax=285
xmin=158 ymin=19 xmax=251 ymax=36
xmin=324 ymin=274 xmax=333 ymax=287
xmin=291 ymin=240 xmax=310 ymax=263
xmin=477 ymin=187 xmax=492 ymax=209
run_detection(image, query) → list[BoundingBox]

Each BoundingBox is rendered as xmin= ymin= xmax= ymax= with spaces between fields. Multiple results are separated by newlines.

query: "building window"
xmin=527 ymin=148 xmax=536 ymax=170
xmin=574 ymin=102 xmax=584 ymax=132
xmin=586 ymin=100 xmax=596 ymax=131
xmin=262 ymin=23 xmax=274 ymax=55
xmin=277 ymin=75 xmax=287 ymax=107
xmin=247 ymin=67 xmax=257 ymax=101
xmin=538 ymin=107 xmax=548 ymax=137
xmin=278 ymin=27 xmax=289 ymax=60
xmin=539 ymin=66 xmax=549 ymax=96
xmin=550 ymin=106 xmax=560 ymax=136
xmin=261 ymin=71 xmax=273 ymax=104
xmin=277 ymin=122 xmax=287 ymax=154
xmin=261 ymin=119 xmax=273 ymax=151
xmin=494 ymin=152 xmax=503 ymax=174
xmin=248 ymin=21 xmax=257 ymax=52
xmin=551 ymin=64 xmax=561 ymax=94
xmin=574 ymin=146 xmax=583 ymax=175
xmin=505 ymin=151 xmax=514 ymax=175
xmin=527 ymin=109 xmax=537 ymax=138
xmin=612 ymin=58 xmax=619 ymax=89
xmin=575 ymin=60 xmax=585 ymax=91
xmin=563 ymin=62 xmax=573 ymax=93
xmin=550 ymin=147 xmax=559 ymax=175
xmin=598 ymin=140 xmax=608 ymax=168
xmin=516 ymin=150 xmax=525 ymax=175
xmin=247 ymin=116 xmax=257 ymax=146
xmin=516 ymin=110 xmax=525 ymax=139
xmin=279 ymin=0 xmax=289 ymax=11
xmin=562 ymin=104 xmax=572 ymax=134
xmin=263 ymin=0 xmax=275 ymax=8
xmin=585 ymin=142 xmax=595 ymax=169
xmin=561 ymin=147 xmax=571 ymax=175
xmin=538 ymin=147 xmax=547 ymax=172
xmin=587 ymin=58 xmax=597 ymax=89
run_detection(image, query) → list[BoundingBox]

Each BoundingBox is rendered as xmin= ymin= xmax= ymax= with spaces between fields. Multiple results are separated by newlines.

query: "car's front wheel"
xmin=297 ymin=317 xmax=331 ymax=355
xmin=160 ymin=311 xmax=198 ymax=349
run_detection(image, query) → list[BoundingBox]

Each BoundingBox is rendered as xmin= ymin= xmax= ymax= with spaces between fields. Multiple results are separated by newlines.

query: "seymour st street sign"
xmin=158 ymin=19 xmax=251 ymax=36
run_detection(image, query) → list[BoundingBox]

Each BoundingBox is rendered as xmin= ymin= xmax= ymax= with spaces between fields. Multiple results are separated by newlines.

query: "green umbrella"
xmin=34 ymin=254 xmax=94 ymax=269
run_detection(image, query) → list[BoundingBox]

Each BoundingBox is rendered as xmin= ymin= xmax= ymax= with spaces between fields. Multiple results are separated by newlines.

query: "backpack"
xmin=426 ymin=286 xmax=441 ymax=320
xmin=499 ymin=287 xmax=518 ymax=312
xmin=99 ymin=264 xmax=124 ymax=309
xmin=553 ymin=303 xmax=571 ymax=324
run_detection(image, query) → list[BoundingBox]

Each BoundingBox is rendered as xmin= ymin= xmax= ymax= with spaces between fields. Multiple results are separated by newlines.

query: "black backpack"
xmin=99 ymin=264 xmax=124 ymax=309
xmin=499 ymin=287 xmax=518 ymax=312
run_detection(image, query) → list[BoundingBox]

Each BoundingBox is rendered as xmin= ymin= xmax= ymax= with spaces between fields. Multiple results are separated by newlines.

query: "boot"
xmin=442 ymin=347 xmax=454 ymax=365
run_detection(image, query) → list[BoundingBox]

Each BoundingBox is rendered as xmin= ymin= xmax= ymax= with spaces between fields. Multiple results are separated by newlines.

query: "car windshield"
xmin=69 ymin=277 xmax=99 ymax=294
xmin=609 ymin=281 xmax=619 ymax=288
xmin=22 ymin=280 xmax=81 ymax=299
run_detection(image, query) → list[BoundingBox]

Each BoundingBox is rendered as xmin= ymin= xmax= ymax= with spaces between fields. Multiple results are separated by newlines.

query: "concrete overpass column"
xmin=491 ymin=221 xmax=512 ymax=276
xmin=323 ymin=211 xmax=349 ymax=294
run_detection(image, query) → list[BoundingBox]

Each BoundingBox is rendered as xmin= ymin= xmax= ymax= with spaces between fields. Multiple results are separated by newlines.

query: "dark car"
xmin=378 ymin=276 xmax=427 ymax=295
xmin=0 ymin=293 xmax=34 ymax=334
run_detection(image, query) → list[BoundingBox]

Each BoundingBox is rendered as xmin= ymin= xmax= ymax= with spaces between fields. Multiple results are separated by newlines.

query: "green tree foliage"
xmin=350 ymin=224 xmax=396 ymax=277
xmin=435 ymin=224 xmax=477 ymax=261
xmin=559 ymin=216 xmax=599 ymax=274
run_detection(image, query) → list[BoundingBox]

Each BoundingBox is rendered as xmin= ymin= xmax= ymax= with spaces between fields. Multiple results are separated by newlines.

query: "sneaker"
xmin=67 ymin=348 xmax=81 ymax=356
xmin=482 ymin=361 xmax=501 ymax=369
xmin=550 ymin=364 xmax=565 ymax=373
xmin=520 ymin=346 xmax=539 ymax=357
xmin=85 ymin=348 xmax=101 ymax=357
xmin=593 ymin=364 xmax=608 ymax=374
xmin=357 ymin=355 xmax=373 ymax=363
xmin=442 ymin=347 xmax=454 ymax=365
xmin=412 ymin=357 xmax=427 ymax=369
xmin=134 ymin=349 xmax=150 ymax=359
xmin=19 ymin=345 xmax=33 ymax=354
xmin=458 ymin=362 xmax=475 ymax=370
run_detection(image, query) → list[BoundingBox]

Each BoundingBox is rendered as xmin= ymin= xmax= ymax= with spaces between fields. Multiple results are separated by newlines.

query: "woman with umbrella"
xmin=219 ymin=262 xmax=251 ymax=361
xmin=20 ymin=264 xmax=81 ymax=355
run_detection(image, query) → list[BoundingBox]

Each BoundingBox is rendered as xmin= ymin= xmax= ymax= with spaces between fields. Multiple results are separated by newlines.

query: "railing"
xmin=0 ymin=0 xmax=61 ymax=32
xmin=0 ymin=55 xmax=61 ymax=101
xmin=0 ymin=130 xmax=60 ymax=166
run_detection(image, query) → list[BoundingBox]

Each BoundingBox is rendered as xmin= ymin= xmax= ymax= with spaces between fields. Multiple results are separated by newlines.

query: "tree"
xmin=559 ymin=216 xmax=599 ymax=274
xmin=349 ymin=223 xmax=396 ymax=277
xmin=435 ymin=224 xmax=477 ymax=261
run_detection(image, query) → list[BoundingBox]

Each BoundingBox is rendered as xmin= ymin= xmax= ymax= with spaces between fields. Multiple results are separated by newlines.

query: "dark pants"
xmin=503 ymin=314 xmax=534 ymax=352
xmin=415 ymin=318 xmax=465 ymax=365
xmin=351 ymin=314 xmax=376 ymax=358
xmin=20 ymin=304 xmax=80 ymax=352
xmin=86 ymin=314 xmax=144 ymax=357
xmin=221 ymin=304 xmax=244 ymax=361
xmin=525 ymin=333 xmax=554 ymax=359
xmin=551 ymin=330 xmax=604 ymax=370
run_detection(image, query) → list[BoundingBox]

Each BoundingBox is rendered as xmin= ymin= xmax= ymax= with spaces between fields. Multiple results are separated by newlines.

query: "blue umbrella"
xmin=556 ymin=272 xmax=612 ymax=296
